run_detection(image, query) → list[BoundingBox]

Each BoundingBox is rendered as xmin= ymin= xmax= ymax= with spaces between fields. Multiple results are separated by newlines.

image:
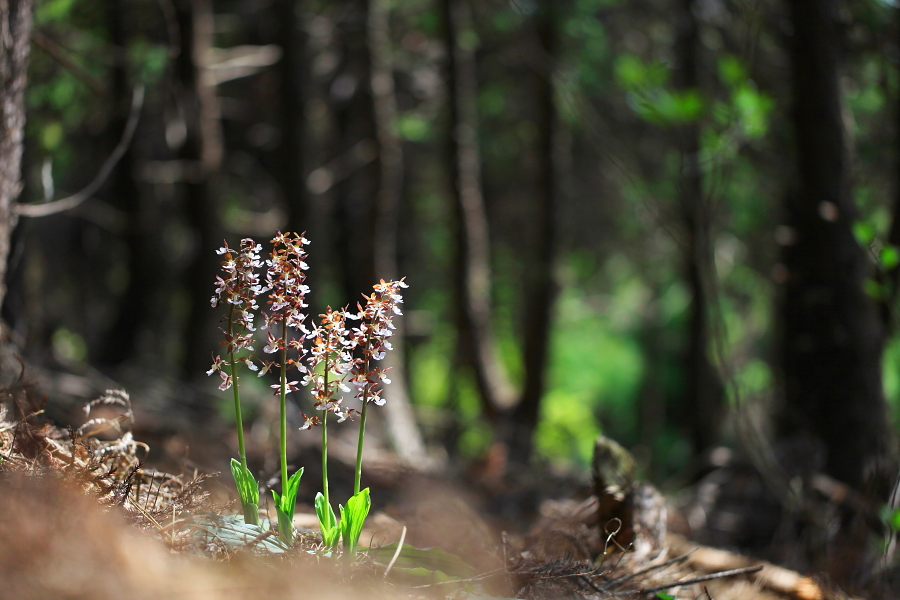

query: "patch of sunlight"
xmin=542 ymin=287 xmax=645 ymax=466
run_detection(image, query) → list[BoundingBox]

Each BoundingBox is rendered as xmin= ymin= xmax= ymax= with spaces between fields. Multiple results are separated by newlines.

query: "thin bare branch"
xmin=14 ymin=84 xmax=144 ymax=218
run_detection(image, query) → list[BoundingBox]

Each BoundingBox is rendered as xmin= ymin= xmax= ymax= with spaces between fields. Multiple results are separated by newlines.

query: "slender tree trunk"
xmin=367 ymin=0 xmax=426 ymax=462
xmin=276 ymin=0 xmax=318 ymax=311
xmin=881 ymin=6 xmax=900 ymax=330
xmin=441 ymin=0 xmax=514 ymax=422
xmin=507 ymin=3 xmax=561 ymax=461
xmin=778 ymin=0 xmax=890 ymax=490
xmin=0 ymin=0 xmax=32 ymax=316
xmin=332 ymin=1 xmax=377 ymax=303
xmin=96 ymin=0 xmax=155 ymax=366
xmin=277 ymin=0 xmax=309 ymax=235
xmin=176 ymin=0 xmax=224 ymax=380
xmin=675 ymin=0 xmax=722 ymax=456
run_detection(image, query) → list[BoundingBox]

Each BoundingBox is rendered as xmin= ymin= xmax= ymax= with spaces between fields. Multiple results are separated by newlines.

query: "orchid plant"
xmin=300 ymin=306 xmax=355 ymax=549
xmin=342 ymin=279 xmax=408 ymax=554
xmin=259 ymin=232 xmax=310 ymax=545
xmin=208 ymin=231 xmax=408 ymax=553
xmin=208 ymin=239 xmax=264 ymax=527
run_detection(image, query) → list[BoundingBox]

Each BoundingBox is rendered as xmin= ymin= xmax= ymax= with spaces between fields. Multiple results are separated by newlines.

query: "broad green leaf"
xmin=367 ymin=542 xmax=476 ymax=579
xmin=340 ymin=488 xmax=371 ymax=554
xmin=184 ymin=513 xmax=288 ymax=554
xmin=230 ymin=458 xmax=259 ymax=526
xmin=316 ymin=492 xmax=340 ymax=548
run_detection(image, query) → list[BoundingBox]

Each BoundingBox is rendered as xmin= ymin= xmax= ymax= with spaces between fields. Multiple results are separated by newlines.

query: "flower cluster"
xmin=259 ymin=231 xmax=310 ymax=391
xmin=301 ymin=306 xmax=356 ymax=427
xmin=347 ymin=279 xmax=408 ymax=407
xmin=210 ymin=239 xmax=263 ymax=326
xmin=207 ymin=239 xmax=264 ymax=390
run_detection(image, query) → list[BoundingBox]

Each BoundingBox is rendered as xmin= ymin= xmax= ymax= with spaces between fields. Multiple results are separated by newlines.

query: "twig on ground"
xmin=383 ymin=525 xmax=407 ymax=578
xmin=639 ymin=565 xmax=764 ymax=595
xmin=599 ymin=550 xmax=695 ymax=592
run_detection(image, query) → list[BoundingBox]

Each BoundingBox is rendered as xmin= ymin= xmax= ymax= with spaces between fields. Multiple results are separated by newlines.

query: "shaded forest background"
xmin=4 ymin=0 xmax=900 ymax=520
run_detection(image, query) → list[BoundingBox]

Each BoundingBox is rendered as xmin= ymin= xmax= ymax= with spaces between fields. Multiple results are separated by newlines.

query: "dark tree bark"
xmin=276 ymin=0 xmax=310 ymax=236
xmin=275 ymin=0 xmax=318 ymax=311
xmin=507 ymin=2 xmax=562 ymax=461
xmin=367 ymin=0 xmax=426 ymax=461
xmin=0 ymin=0 xmax=32 ymax=316
xmin=881 ymin=7 xmax=900 ymax=330
xmin=674 ymin=0 xmax=723 ymax=456
xmin=175 ymin=0 xmax=224 ymax=380
xmin=441 ymin=0 xmax=515 ymax=422
xmin=96 ymin=0 xmax=155 ymax=366
xmin=332 ymin=2 xmax=377 ymax=302
xmin=778 ymin=0 xmax=890 ymax=490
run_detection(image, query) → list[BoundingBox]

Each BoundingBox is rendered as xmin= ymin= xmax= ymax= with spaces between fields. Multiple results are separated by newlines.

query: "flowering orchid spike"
xmin=210 ymin=237 xmax=264 ymax=527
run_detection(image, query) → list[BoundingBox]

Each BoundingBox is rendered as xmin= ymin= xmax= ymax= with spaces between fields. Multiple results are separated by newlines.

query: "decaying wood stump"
xmin=592 ymin=434 xmax=667 ymax=558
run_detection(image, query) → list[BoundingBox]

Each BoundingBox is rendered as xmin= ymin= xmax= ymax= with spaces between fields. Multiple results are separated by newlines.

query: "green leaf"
xmin=272 ymin=467 xmax=303 ymax=546
xmin=339 ymin=488 xmax=372 ymax=555
xmin=315 ymin=492 xmax=340 ymax=548
xmin=717 ymin=55 xmax=746 ymax=87
xmin=864 ymin=278 xmax=884 ymax=300
xmin=230 ymin=458 xmax=260 ymax=526
xmin=655 ymin=594 xmax=676 ymax=600
xmin=183 ymin=513 xmax=289 ymax=554
xmin=853 ymin=221 xmax=876 ymax=246
xmin=881 ymin=245 xmax=900 ymax=270
xmin=368 ymin=542 xmax=476 ymax=579
xmin=35 ymin=0 xmax=75 ymax=24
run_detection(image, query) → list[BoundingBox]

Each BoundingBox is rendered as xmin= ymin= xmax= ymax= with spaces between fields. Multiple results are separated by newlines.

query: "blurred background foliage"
xmin=10 ymin=0 xmax=900 ymax=484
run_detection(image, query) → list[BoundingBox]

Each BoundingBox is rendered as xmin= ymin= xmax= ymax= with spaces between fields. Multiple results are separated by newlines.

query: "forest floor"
xmin=0 ymin=366 xmax=889 ymax=600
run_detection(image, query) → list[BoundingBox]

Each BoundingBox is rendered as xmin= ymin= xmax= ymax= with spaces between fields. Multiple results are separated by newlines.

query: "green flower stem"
xmin=228 ymin=304 xmax=258 ymax=526
xmin=228 ymin=305 xmax=249 ymax=472
xmin=322 ymin=361 xmax=331 ymax=506
xmin=354 ymin=398 xmax=369 ymax=496
xmin=279 ymin=319 xmax=289 ymax=492
xmin=354 ymin=355 xmax=372 ymax=496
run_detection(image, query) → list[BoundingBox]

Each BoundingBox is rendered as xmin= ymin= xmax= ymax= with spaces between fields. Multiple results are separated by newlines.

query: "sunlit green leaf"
xmin=880 ymin=246 xmax=899 ymax=270
xmin=718 ymin=55 xmax=746 ymax=87
xmin=853 ymin=221 xmax=876 ymax=246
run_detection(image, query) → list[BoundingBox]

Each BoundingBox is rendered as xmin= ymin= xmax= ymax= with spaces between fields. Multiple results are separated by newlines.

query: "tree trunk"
xmin=880 ymin=6 xmax=900 ymax=330
xmin=675 ymin=0 xmax=723 ymax=456
xmin=0 ymin=0 xmax=32 ymax=316
xmin=276 ymin=0 xmax=309 ymax=236
xmin=332 ymin=1 xmax=377 ymax=303
xmin=507 ymin=2 xmax=561 ymax=462
xmin=96 ymin=0 xmax=155 ymax=366
xmin=367 ymin=0 xmax=426 ymax=462
xmin=175 ymin=0 xmax=224 ymax=380
xmin=441 ymin=0 xmax=515 ymax=422
xmin=778 ymin=0 xmax=890 ymax=490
